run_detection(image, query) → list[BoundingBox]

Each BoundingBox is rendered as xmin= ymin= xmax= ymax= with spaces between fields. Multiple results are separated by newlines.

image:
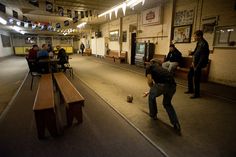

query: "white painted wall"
xmin=91 ymin=37 xmax=106 ymax=56
xmin=100 ymin=19 xmax=120 ymax=52
xmin=0 ymin=30 xmax=14 ymax=57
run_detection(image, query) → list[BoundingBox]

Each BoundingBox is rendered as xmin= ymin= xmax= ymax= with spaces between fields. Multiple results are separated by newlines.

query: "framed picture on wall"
xmin=173 ymin=25 xmax=192 ymax=43
xmin=174 ymin=9 xmax=194 ymax=26
xmin=1 ymin=34 xmax=11 ymax=47
xmin=109 ymin=30 xmax=119 ymax=41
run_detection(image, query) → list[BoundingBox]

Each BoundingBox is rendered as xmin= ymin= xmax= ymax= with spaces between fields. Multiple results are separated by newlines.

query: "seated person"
xmin=162 ymin=44 xmax=182 ymax=75
xmin=27 ymin=44 xmax=39 ymax=61
xmin=47 ymin=44 xmax=54 ymax=59
xmin=57 ymin=48 xmax=68 ymax=72
xmin=37 ymin=44 xmax=49 ymax=73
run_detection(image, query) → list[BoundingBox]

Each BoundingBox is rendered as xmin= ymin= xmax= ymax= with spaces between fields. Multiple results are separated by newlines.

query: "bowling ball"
xmin=127 ymin=95 xmax=133 ymax=103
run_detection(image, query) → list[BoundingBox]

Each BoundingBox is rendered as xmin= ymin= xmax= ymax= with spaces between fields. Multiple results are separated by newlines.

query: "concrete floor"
xmin=0 ymin=55 xmax=236 ymax=157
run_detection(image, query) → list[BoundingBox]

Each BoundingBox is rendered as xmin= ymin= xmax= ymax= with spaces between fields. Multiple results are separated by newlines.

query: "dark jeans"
xmin=148 ymin=83 xmax=180 ymax=125
xmin=188 ymin=66 xmax=202 ymax=96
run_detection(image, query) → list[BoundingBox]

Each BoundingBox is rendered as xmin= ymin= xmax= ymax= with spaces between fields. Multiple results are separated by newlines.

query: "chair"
xmin=26 ymin=58 xmax=41 ymax=90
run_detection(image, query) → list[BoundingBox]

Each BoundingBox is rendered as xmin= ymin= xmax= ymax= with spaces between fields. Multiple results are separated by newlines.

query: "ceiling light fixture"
xmin=98 ymin=0 xmax=145 ymax=19
xmin=0 ymin=17 xmax=7 ymax=25
xmin=77 ymin=22 xmax=87 ymax=29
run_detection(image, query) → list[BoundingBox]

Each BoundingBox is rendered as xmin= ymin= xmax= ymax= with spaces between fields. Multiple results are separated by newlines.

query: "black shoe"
xmin=150 ymin=115 xmax=157 ymax=120
xmin=190 ymin=95 xmax=200 ymax=99
xmin=174 ymin=123 xmax=181 ymax=132
xmin=184 ymin=91 xmax=194 ymax=94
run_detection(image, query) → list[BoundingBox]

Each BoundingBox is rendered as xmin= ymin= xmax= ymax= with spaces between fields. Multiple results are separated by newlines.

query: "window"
xmin=214 ymin=26 xmax=236 ymax=47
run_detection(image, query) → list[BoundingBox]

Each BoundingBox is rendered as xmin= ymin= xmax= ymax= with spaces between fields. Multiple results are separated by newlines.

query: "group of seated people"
xmin=26 ymin=44 xmax=69 ymax=73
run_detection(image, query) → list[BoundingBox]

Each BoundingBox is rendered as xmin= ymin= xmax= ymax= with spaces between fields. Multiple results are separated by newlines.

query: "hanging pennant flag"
xmin=56 ymin=23 xmax=61 ymax=28
xmin=46 ymin=1 xmax=53 ymax=12
xmin=23 ymin=16 xmax=28 ymax=22
xmin=0 ymin=3 xmax=6 ymax=13
xmin=85 ymin=11 xmax=88 ymax=17
xmin=67 ymin=9 xmax=72 ymax=18
xmin=64 ymin=20 xmax=69 ymax=26
xmin=80 ymin=11 xmax=84 ymax=18
xmin=73 ymin=17 xmax=78 ymax=23
xmin=29 ymin=0 xmax=39 ymax=7
xmin=13 ymin=10 xmax=18 ymax=19
xmin=75 ymin=11 xmax=78 ymax=17
xmin=58 ymin=7 xmax=64 ymax=16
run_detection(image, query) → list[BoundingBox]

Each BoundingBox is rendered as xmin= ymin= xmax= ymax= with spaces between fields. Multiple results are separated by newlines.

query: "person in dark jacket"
xmin=162 ymin=44 xmax=182 ymax=75
xmin=57 ymin=48 xmax=68 ymax=72
xmin=27 ymin=44 xmax=39 ymax=60
xmin=80 ymin=42 xmax=85 ymax=55
xmin=144 ymin=59 xmax=181 ymax=132
xmin=185 ymin=30 xmax=210 ymax=98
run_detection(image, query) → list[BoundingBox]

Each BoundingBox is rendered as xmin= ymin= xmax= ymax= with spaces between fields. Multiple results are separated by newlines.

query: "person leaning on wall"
xmin=185 ymin=30 xmax=210 ymax=99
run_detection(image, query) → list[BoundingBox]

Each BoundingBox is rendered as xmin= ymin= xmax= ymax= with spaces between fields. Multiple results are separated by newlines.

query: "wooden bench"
xmin=105 ymin=50 xmax=119 ymax=62
xmin=53 ymin=72 xmax=85 ymax=126
xmin=33 ymin=74 xmax=58 ymax=139
xmin=84 ymin=48 xmax=92 ymax=56
xmin=153 ymin=54 xmax=166 ymax=64
xmin=114 ymin=51 xmax=127 ymax=63
xmin=144 ymin=54 xmax=166 ymax=65
xmin=175 ymin=57 xmax=211 ymax=82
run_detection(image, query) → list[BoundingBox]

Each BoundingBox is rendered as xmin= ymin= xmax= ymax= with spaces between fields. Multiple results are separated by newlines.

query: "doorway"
xmin=131 ymin=33 xmax=136 ymax=65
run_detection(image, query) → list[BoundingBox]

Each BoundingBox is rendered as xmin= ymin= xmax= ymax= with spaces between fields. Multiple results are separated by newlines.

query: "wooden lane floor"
xmin=0 ymin=73 xmax=167 ymax=157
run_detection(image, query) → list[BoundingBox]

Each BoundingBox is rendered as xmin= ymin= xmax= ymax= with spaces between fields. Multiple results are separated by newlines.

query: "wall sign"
xmin=142 ymin=6 xmax=162 ymax=26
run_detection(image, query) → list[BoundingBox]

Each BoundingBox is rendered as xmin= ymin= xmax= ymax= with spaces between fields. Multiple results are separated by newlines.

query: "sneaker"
xmin=174 ymin=123 xmax=181 ymax=132
xmin=150 ymin=115 xmax=157 ymax=120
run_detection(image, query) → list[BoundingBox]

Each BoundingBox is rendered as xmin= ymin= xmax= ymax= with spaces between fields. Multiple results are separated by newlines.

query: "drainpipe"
xmin=120 ymin=17 xmax=123 ymax=55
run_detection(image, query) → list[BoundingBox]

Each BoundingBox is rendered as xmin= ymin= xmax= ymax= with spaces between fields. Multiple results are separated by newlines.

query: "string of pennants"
xmin=29 ymin=0 xmax=93 ymax=21
xmin=0 ymin=1 xmax=93 ymax=32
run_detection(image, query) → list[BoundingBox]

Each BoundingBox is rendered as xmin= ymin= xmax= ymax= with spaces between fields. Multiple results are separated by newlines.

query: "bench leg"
xmin=45 ymin=109 xmax=59 ymax=137
xmin=66 ymin=103 xmax=83 ymax=126
xmin=34 ymin=111 xmax=46 ymax=139
xmin=34 ymin=109 xmax=58 ymax=139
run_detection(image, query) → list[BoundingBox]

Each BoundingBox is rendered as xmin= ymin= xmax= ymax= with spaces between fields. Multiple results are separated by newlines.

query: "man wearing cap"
xmin=144 ymin=59 xmax=181 ymax=132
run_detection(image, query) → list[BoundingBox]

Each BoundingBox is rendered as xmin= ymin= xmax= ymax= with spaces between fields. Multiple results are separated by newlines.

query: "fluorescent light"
xmin=98 ymin=0 xmax=145 ymax=18
xmin=77 ymin=22 xmax=87 ymax=29
xmin=0 ymin=17 xmax=7 ymax=25
xmin=10 ymin=26 xmax=26 ymax=34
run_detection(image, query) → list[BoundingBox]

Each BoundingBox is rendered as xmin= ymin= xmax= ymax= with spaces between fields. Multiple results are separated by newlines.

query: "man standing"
xmin=80 ymin=42 xmax=85 ymax=55
xmin=185 ymin=30 xmax=210 ymax=98
xmin=144 ymin=59 xmax=181 ymax=132
xmin=162 ymin=44 xmax=182 ymax=75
